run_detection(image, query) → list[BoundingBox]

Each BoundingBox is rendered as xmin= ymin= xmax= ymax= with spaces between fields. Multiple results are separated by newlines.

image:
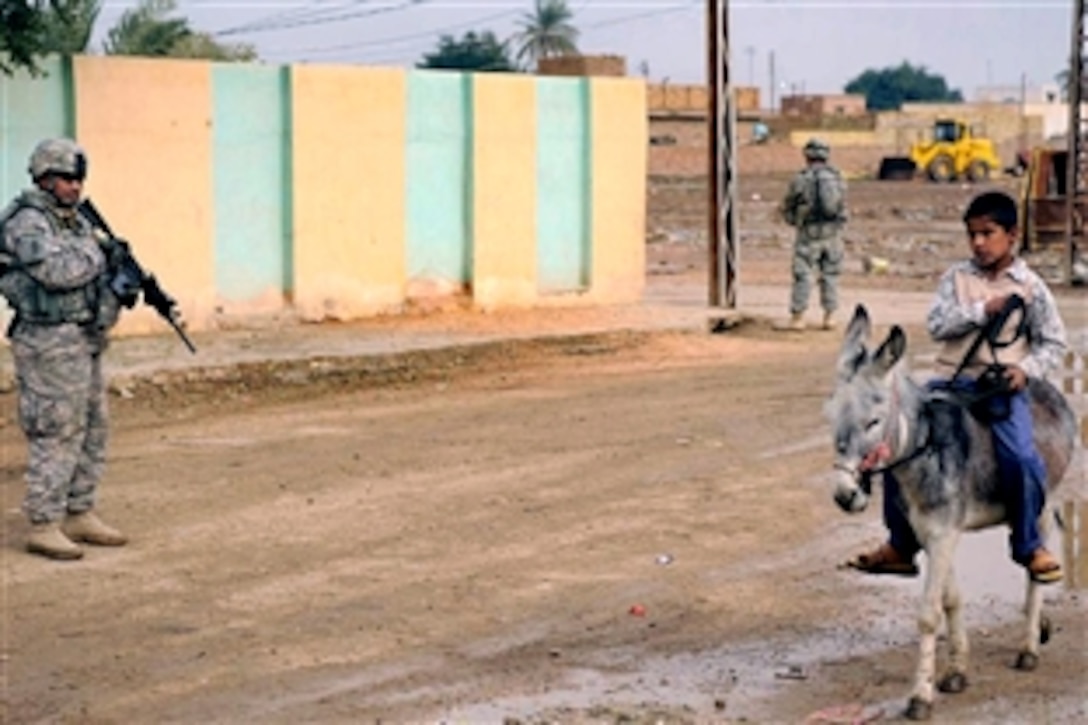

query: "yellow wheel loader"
xmin=878 ymin=118 xmax=1002 ymax=182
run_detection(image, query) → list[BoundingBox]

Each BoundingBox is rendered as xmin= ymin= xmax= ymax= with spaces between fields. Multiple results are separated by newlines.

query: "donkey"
xmin=825 ymin=304 xmax=1077 ymax=721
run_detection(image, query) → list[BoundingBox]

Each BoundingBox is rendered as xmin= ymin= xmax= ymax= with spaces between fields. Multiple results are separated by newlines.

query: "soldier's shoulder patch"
xmin=6 ymin=209 xmax=54 ymax=263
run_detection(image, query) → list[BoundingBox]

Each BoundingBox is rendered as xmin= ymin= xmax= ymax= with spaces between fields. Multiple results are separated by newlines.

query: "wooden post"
xmin=707 ymin=0 xmax=738 ymax=328
xmin=1064 ymin=0 xmax=1085 ymax=283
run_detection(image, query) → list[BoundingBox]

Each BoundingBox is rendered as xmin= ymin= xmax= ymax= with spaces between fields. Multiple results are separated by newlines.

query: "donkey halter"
xmin=835 ymin=376 xmax=932 ymax=496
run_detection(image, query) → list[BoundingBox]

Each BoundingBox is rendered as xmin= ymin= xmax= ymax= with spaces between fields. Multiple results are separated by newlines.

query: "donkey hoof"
xmin=1015 ymin=652 xmax=1039 ymax=671
xmin=904 ymin=696 xmax=933 ymax=720
xmin=1040 ymin=615 xmax=1052 ymax=645
xmin=937 ymin=671 xmax=968 ymax=693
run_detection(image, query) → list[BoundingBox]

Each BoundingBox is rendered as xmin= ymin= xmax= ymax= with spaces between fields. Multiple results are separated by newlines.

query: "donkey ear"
xmin=844 ymin=304 xmax=870 ymax=346
xmin=837 ymin=305 xmax=871 ymax=380
xmin=871 ymin=325 xmax=907 ymax=374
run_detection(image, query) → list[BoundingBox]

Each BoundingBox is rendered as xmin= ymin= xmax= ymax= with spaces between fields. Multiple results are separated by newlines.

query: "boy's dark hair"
xmin=963 ymin=191 xmax=1018 ymax=231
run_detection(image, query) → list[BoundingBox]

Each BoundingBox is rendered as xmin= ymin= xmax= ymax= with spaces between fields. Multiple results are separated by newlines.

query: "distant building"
xmin=537 ymin=55 xmax=626 ymax=77
xmin=646 ymin=83 xmax=760 ymax=115
xmin=779 ymin=93 xmax=867 ymax=118
xmin=973 ymin=83 xmax=1062 ymax=105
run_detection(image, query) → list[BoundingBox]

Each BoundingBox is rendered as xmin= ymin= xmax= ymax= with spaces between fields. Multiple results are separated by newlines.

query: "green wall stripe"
xmin=536 ymin=77 xmax=590 ymax=293
xmin=211 ymin=64 xmax=292 ymax=303
xmin=405 ymin=71 xmax=472 ymax=287
xmin=0 ymin=54 xmax=71 ymax=203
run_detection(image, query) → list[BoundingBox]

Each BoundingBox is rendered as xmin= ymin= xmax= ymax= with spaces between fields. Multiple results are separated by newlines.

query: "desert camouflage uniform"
xmin=1 ymin=178 xmax=119 ymax=525
xmin=780 ymin=149 xmax=847 ymax=318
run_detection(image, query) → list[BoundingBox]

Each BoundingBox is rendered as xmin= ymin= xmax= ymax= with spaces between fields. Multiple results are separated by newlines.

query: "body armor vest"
xmin=0 ymin=191 xmax=100 ymax=327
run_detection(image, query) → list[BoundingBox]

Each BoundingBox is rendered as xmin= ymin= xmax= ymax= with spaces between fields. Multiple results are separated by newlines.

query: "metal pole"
xmin=707 ymin=0 xmax=737 ymax=314
xmin=1065 ymin=0 xmax=1084 ymax=284
xmin=1018 ymin=71 xmax=1027 ymax=154
xmin=769 ymin=50 xmax=776 ymax=113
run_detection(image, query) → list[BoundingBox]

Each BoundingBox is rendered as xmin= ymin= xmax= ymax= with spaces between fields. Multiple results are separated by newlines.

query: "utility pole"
xmin=707 ymin=0 xmax=738 ymax=320
xmin=1065 ymin=0 xmax=1086 ymax=283
xmin=1019 ymin=71 xmax=1027 ymax=154
xmin=769 ymin=50 xmax=776 ymax=113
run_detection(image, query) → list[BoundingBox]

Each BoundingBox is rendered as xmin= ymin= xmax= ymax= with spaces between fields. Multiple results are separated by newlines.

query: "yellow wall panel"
xmin=291 ymin=65 xmax=406 ymax=320
xmin=472 ymin=74 xmax=537 ymax=308
xmin=73 ymin=55 xmax=215 ymax=336
xmin=589 ymin=78 xmax=647 ymax=302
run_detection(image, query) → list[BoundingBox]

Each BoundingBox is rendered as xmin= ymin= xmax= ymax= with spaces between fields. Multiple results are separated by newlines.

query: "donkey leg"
xmin=1016 ymin=580 xmax=1044 ymax=671
xmin=1017 ymin=511 xmax=1055 ymax=670
xmin=906 ymin=535 xmax=959 ymax=720
xmin=937 ymin=568 xmax=969 ymax=694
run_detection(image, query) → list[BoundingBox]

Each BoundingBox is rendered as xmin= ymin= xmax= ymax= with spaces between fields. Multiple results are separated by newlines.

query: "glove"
xmin=100 ymin=236 xmax=132 ymax=272
xmin=100 ymin=238 xmax=142 ymax=308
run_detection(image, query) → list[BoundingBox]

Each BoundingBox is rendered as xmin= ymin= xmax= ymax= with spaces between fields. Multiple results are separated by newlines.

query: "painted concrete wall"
xmin=0 ymin=56 xmax=73 ymax=332
xmin=212 ymin=64 xmax=292 ymax=314
xmin=73 ymin=55 xmax=217 ymax=335
xmin=0 ymin=56 xmax=72 ymax=205
xmin=590 ymin=78 xmax=647 ymax=303
xmin=536 ymin=77 xmax=591 ymax=295
xmin=406 ymin=71 xmax=472 ymax=297
xmin=291 ymin=65 xmax=408 ymax=321
xmin=0 ymin=55 xmax=646 ymax=339
xmin=472 ymin=74 xmax=537 ymax=309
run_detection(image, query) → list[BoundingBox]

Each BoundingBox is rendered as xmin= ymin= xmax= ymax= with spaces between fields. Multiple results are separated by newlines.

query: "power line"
xmin=263 ymin=0 xmax=701 ymax=59
xmin=201 ymin=0 xmax=363 ymax=35
xmin=214 ymin=0 xmax=427 ymax=36
xmin=581 ymin=0 xmax=698 ymax=30
xmin=269 ymin=6 xmax=520 ymax=56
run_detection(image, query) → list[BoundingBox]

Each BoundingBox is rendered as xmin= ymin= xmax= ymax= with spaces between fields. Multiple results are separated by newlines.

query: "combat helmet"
xmin=803 ymin=137 xmax=830 ymax=161
xmin=28 ymin=138 xmax=88 ymax=181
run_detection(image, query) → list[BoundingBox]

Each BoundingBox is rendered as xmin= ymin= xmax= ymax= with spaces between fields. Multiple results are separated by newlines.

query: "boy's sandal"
xmin=842 ymin=543 xmax=920 ymax=577
xmin=1028 ymin=550 xmax=1063 ymax=584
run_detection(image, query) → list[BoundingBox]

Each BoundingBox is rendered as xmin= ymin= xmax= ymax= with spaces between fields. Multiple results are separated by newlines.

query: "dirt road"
xmin=4 ymin=324 xmax=1086 ymax=724
xmin=2 ymin=178 xmax=1086 ymax=724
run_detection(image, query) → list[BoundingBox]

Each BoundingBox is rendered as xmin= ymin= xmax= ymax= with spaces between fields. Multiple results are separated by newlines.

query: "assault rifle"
xmin=78 ymin=198 xmax=197 ymax=354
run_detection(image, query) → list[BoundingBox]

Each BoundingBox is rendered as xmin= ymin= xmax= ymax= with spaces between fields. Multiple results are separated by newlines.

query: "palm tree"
xmin=512 ymin=0 xmax=579 ymax=71
xmin=103 ymin=0 xmax=256 ymax=61
xmin=104 ymin=0 xmax=191 ymax=57
xmin=42 ymin=0 xmax=102 ymax=55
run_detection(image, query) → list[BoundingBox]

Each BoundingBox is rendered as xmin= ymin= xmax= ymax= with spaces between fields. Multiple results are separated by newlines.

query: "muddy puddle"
xmin=443 ymin=505 xmax=1088 ymax=724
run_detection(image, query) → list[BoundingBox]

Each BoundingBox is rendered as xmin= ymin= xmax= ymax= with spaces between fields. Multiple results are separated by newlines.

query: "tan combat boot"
xmin=63 ymin=510 xmax=128 ymax=547
xmin=27 ymin=522 xmax=84 ymax=560
xmin=821 ymin=311 xmax=837 ymax=330
xmin=772 ymin=313 xmax=806 ymax=332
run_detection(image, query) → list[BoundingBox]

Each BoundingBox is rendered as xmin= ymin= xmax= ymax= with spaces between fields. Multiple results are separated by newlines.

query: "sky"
xmin=88 ymin=1 xmax=1074 ymax=104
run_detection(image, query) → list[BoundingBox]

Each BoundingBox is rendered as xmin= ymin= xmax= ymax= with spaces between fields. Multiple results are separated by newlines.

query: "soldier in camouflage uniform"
xmin=775 ymin=138 xmax=847 ymax=331
xmin=0 ymin=139 xmax=127 ymax=560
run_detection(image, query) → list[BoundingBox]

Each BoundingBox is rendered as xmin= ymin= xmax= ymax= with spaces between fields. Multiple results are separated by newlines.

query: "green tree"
xmin=418 ymin=31 xmax=514 ymax=72
xmin=104 ymin=0 xmax=254 ymax=61
xmin=1055 ymin=69 xmax=1071 ymax=102
xmin=168 ymin=32 xmax=256 ymax=61
xmin=1 ymin=1 xmax=50 ymax=75
xmin=104 ymin=0 xmax=189 ymax=56
xmin=844 ymin=61 xmax=963 ymax=111
xmin=2 ymin=0 xmax=103 ymax=76
xmin=42 ymin=0 xmax=100 ymax=54
xmin=512 ymin=0 xmax=579 ymax=70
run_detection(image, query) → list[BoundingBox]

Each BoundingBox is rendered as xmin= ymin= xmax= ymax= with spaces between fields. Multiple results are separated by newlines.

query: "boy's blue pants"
xmin=883 ymin=380 xmax=1048 ymax=565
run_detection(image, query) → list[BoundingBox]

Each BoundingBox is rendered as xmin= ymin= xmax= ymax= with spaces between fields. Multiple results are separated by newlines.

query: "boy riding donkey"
xmin=847 ymin=191 xmax=1068 ymax=584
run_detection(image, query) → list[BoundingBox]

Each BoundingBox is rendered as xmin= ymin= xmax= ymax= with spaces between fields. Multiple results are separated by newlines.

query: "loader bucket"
xmin=878 ymin=156 xmax=917 ymax=181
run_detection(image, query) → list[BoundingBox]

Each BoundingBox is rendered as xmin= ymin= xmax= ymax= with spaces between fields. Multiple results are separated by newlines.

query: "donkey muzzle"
xmin=832 ymin=464 xmax=870 ymax=513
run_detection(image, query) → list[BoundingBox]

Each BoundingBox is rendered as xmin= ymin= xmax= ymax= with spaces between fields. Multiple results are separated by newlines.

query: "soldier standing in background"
xmin=775 ymin=138 xmax=848 ymax=331
xmin=0 ymin=139 xmax=129 ymax=560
